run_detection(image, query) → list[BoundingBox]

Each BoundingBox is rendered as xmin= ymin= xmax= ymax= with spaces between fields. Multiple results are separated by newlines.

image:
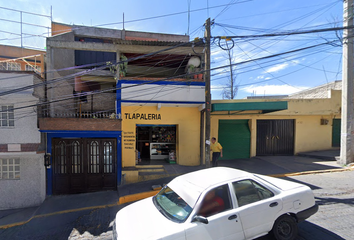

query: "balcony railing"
xmin=41 ymin=110 xmax=122 ymax=119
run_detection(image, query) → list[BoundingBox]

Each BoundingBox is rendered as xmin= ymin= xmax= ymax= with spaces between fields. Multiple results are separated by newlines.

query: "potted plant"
xmin=188 ymin=64 xmax=196 ymax=79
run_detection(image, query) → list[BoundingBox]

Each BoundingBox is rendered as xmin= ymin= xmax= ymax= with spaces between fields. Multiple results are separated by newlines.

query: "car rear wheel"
xmin=272 ymin=214 xmax=298 ymax=240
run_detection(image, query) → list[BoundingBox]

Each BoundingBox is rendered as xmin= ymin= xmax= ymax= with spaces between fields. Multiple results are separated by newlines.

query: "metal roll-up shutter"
xmin=218 ymin=120 xmax=251 ymax=159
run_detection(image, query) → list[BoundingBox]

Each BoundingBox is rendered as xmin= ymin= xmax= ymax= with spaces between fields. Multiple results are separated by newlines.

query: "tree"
xmin=221 ymin=40 xmax=238 ymax=99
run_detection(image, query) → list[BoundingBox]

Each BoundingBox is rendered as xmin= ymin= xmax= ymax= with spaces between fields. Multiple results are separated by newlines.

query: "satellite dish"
xmin=187 ymin=56 xmax=201 ymax=68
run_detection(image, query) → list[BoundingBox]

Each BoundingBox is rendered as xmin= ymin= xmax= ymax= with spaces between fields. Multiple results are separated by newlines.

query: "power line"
xmin=214 ymin=25 xmax=353 ymax=40
xmin=0 ymin=40 xmax=197 ymax=96
xmin=1 ymin=38 xmax=339 ymax=113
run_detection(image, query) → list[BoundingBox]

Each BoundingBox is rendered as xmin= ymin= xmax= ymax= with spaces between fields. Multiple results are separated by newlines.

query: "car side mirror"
xmin=192 ymin=215 xmax=208 ymax=224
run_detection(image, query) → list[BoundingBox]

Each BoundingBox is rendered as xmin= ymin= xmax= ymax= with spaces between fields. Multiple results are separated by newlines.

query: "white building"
xmin=0 ymin=71 xmax=46 ymax=210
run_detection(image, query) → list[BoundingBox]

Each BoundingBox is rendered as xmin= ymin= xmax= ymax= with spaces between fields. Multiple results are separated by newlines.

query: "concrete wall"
xmin=0 ymin=153 xmax=46 ymax=210
xmin=0 ymin=73 xmax=41 ymax=144
xmin=47 ymin=32 xmax=76 ymax=115
xmin=121 ymin=105 xmax=201 ymax=167
xmin=121 ymin=83 xmax=205 ymax=103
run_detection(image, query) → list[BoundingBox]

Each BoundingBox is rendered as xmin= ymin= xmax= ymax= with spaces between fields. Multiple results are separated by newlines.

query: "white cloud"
xmin=241 ymin=84 xmax=308 ymax=95
xmin=264 ymin=63 xmax=289 ymax=73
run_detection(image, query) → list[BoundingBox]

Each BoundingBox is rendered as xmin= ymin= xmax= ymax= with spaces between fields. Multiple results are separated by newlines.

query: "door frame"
xmin=45 ymin=130 xmax=121 ymax=196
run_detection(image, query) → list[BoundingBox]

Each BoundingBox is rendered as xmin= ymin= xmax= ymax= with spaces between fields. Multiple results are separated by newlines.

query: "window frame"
xmin=231 ymin=178 xmax=275 ymax=208
xmin=195 ymin=183 xmax=233 ymax=218
xmin=25 ymin=64 xmax=41 ymax=72
xmin=0 ymin=105 xmax=15 ymax=128
xmin=0 ymin=159 xmax=20 ymax=180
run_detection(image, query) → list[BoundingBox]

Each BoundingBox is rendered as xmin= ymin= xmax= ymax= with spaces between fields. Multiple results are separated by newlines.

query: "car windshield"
xmin=153 ymin=186 xmax=193 ymax=223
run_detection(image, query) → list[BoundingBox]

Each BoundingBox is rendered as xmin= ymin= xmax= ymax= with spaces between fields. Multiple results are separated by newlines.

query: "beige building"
xmin=209 ymin=81 xmax=341 ymax=160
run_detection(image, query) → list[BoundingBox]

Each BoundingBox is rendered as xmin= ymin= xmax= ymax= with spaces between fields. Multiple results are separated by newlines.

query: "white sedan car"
xmin=113 ymin=167 xmax=318 ymax=240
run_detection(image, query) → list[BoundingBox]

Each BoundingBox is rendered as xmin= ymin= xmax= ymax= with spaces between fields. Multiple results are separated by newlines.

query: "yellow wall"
xmin=211 ymin=114 xmax=336 ymax=158
xmin=211 ymin=92 xmax=341 ymax=158
xmin=121 ymin=105 xmax=201 ymax=167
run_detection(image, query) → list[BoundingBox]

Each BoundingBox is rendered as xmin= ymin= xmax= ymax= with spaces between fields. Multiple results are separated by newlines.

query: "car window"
xmin=232 ymin=179 xmax=274 ymax=207
xmin=153 ymin=186 xmax=193 ymax=223
xmin=197 ymin=184 xmax=232 ymax=217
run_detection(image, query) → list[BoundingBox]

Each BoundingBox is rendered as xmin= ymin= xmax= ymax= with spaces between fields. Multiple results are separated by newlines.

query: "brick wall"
xmin=39 ymin=118 xmax=121 ymax=131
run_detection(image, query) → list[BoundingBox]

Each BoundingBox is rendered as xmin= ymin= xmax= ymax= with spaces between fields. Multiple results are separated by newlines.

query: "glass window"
xmin=197 ymin=184 xmax=232 ymax=217
xmin=153 ymin=186 xmax=192 ymax=223
xmin=7 ymin=62 xmax=21 ymax=71
xmin=232 ymin=179 xmax=274 ymax=207
xmin=25 ymin=65 xmax=41 ymax=72
xmin=0 ymin=159 xmax=20 ymax=179
xmin=0 ymin=105 xmax=14 ymax=127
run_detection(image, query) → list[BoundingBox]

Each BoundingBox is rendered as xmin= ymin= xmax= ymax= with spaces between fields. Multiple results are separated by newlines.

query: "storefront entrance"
xmin=136 ymin=125 xmax=176 ymax=163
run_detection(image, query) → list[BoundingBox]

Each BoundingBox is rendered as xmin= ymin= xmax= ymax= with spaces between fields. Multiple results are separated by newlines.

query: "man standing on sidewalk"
xmin=211 ymin=137 xmax=223 ymax=167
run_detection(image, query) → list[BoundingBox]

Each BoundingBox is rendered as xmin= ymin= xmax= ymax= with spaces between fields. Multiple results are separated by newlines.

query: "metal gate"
xmin=256 ymin=120 xmax=294 ymax=156
xmin=52 ymin=138 xmax=117 ymax=194
xmin=218 ymin=120 xmax=251 ymax=159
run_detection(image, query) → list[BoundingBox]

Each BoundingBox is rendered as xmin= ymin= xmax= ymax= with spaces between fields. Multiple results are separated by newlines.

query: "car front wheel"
xmin=272 ymin=214 xmax=298 ymax=240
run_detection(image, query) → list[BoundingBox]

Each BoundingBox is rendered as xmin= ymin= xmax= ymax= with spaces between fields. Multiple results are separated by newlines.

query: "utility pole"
xmin=204 ymin=18 xmax=211 ymax=168
xmin=340 ymin=0 xmax=354 ymax=165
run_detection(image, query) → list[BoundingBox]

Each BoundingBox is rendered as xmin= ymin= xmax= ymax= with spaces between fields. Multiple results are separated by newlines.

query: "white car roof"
xmin=168 ymin=167 xmax=252 ymax=207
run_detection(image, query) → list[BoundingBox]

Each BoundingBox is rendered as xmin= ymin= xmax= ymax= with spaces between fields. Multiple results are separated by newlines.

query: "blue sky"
xmin=0 ymin=0 xmax=343 ymax=99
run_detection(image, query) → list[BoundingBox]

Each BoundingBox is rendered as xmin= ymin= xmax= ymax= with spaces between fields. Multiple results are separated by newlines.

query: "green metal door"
xmin=218 ymin=120 xmax=251 ymax=159
xmin=332 ymin=119 xmax=341 ymax=147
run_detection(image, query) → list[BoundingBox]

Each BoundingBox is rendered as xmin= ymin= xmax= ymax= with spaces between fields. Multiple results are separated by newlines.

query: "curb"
xmin=1 ymin=166 xmax=352 ymax=229
xmin=268 ymin=166 xmax=353 ymax=178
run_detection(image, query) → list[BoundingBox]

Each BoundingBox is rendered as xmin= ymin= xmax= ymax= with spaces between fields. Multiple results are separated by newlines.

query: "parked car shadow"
xmin=255 ymin=220 xmax=345 ymax=240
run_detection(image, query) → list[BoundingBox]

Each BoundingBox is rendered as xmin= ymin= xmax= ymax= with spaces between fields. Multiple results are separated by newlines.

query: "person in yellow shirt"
xmin=210 ymin=137 xmax=223 ymax=167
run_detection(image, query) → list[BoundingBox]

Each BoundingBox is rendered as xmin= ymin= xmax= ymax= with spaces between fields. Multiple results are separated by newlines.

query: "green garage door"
xmin=332 ymin=119 xmax=341 ymax=147
xmin=218 ymin=120 xmax=251 ymax=159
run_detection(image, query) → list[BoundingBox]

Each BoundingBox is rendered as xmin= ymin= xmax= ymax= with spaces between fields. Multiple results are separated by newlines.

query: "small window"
xmin=232 ymin=179 xmax=274 ymax=207
xmin=0 ymin=105 xmax=15 ymax=127
xmin=0 ymin=159 xmax=20 ymax=179
xmin=197 ymin=184 xmax=232 ymax=217
xmin=0 ymin=62 xmax=21 ymax=71
xmin=25 ymin=65 xmax=41 ymax=73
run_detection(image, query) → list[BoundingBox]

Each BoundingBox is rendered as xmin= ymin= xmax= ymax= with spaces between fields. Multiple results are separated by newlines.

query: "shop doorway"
xmin=136 ymin=125 xmax=176 ymax=163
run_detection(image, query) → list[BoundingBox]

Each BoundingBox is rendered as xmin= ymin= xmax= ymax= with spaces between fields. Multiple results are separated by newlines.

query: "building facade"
xmin=209 ymin=83 xmax=341 ymax=161
xmin=39 ymin=22 xmax=205 ymax=194
xmin=0 ymin=45 xmax=45 ymax=76
xmin=0 ymin=71 xmax=46 ymax=210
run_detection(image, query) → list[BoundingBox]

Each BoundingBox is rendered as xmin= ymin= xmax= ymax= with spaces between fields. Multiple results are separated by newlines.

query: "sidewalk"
xmin=0 ymin=149 xmax=348 ymax=229
xmin=0 ymin=191 xmax=119 ymax=229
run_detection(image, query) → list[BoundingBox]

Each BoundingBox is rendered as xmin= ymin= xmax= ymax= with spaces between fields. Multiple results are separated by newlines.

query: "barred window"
xmin=0 ymin=62 xmax=21 ymax=71
xmin=25 ymin=65 xmax=41 ymax=72
xmin=0 ymin=159 xmax=20 ymax=179
xmin=1 ymin=105 xmax=14 ymax=127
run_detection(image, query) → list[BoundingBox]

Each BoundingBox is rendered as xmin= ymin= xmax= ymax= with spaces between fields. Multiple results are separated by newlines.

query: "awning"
xmin=212 ymin=101 xmax=288 ymax=114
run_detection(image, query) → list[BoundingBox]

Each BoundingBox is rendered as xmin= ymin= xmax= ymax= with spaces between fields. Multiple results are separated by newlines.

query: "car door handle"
xmin=228 ymin=215 xmax=237 ymax=220
xmin=269 ymin=202 xmax=278 ymax=207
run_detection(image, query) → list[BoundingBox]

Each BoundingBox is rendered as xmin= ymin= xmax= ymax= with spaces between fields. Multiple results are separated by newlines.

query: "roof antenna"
xmin=123 ymin=12 xmax=125 ymax=30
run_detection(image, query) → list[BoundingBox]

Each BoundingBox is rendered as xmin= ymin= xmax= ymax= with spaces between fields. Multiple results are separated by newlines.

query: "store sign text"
xmin=125 ymin=113 xmax=161 ymax=120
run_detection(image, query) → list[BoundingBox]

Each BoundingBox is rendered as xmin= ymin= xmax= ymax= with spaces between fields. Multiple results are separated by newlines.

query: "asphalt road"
xmin=0 ymin=171 xmax=353 ymax=240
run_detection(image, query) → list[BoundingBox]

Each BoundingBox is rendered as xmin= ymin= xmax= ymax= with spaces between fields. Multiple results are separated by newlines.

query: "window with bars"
xmin=1 ymin=105 xmax=14 ymax=127
xmin=89 ymin=141 xmax=100 ymax=173
xmin=72 ymin=141 xmax=82 ymax=174
xmin=0 ymin=159 xmax=20 ymax=179
xmin=25 ymin=65 xmax=41 ymax=72
xmin=0 ymin=62 xmax=21 ymax=71
xmin=104 ymin=141 xmax=113 ymax=173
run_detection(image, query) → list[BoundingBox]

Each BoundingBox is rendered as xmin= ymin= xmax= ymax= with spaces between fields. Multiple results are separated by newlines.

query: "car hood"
xmin=115 ymin=197 xmax=185 ymax=240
